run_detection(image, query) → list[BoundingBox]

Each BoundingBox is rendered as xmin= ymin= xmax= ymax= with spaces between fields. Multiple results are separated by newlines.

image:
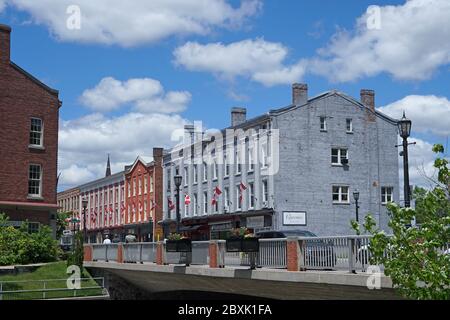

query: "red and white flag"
xmin=168 ymin=197 xmax=175 ymax=211
xmin=239 ymin=182 xmax=247 ymax=203
xmin=150 ymin=200 xmax=157 ymax=210
xmin=184 ymin=194 xmax=191 ymax=205
xmin=214 ymin=186 xmax=222 ymax=196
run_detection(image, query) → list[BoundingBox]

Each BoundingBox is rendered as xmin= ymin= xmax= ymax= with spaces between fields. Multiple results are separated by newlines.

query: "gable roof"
xmin=125 ymin=156 xmax=153 ymax=174
xmin=10 ymin=61 xmax=60 ymax=98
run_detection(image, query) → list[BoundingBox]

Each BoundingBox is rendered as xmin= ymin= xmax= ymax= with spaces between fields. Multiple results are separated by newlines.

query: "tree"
xmin=354 ymin=144 xmax=450 ymax=300
xmin=56 ymin=211 xmax=70 ymax=239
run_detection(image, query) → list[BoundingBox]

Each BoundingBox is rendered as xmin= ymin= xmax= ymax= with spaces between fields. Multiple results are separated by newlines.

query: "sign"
xmin=246 ymin=216 xmax=264 ymax=229
xmin=210 ymin=222 xmax=233 ymax=232
xmin=283 ymin=211 xmax=306 ymax=226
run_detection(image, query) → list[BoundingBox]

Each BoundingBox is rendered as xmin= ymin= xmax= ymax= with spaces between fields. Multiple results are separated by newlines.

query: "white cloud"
xmin=310 ymin=0 xmax=450 ymax=82
xmin=5 ymin=0 xmax=261 ymax=46
xmin=173 ymin=38 xmax=307 ymax=86
xmin=80 ymin=77 xmax=191 ymax=113
xmin=0 ymin=1 xmax=6 ymax=11
xmin=58 ymin=112 xmax=188 ymax=190
xmin=378 ymin=95 xmax=450 ymax=136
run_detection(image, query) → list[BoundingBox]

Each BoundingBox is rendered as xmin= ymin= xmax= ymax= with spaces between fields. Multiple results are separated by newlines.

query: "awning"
xmin=179 ymin=225 xmax=202 ymax=232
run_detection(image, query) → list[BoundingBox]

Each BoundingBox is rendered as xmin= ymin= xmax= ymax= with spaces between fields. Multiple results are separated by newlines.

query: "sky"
xmin=0 ymin=0 xmax=449 ymax=193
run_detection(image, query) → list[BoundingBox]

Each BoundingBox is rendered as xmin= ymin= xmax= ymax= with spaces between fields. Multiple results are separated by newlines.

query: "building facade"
xmin=162 ymin=84 xmax=399 ymax=238
xmin=57 ymin=187 xmax=80 ymax=230
xmin=0 ymin=24 xmax=61 ymax=237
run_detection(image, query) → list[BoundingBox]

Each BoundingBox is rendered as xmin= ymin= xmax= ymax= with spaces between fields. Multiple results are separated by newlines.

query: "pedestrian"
xmin=103 ymin=235 xmax=111 ymax=244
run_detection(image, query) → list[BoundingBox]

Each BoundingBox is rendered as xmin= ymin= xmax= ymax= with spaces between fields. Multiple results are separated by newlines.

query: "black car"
xmin=256 ymin=230 xmax=337 ymax=269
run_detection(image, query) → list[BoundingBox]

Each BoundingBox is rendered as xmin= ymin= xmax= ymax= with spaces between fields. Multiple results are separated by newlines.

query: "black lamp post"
xmin=353 ymin=190 xmax=360 ymax=223
xmin=398 ymin=112 xmax=412 ymax=208
xmin=82 ymin=198 xmax=88 ymax=242
xmin=174 ymin=175 xmax=183 ymax=234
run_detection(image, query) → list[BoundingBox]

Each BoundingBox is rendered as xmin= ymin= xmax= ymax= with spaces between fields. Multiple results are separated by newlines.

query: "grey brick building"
xmin=161 ymin=84 xmax=399 ymax=238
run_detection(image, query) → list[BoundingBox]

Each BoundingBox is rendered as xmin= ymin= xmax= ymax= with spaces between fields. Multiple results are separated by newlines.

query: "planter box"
xmin=166 ymin=239 xmax=192 ymax=252
xmin=226 ymin=237 xmax=259 ymax=253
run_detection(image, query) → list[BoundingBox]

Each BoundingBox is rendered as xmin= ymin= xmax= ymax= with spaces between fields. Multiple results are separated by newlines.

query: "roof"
xmin=77 ymin=170 xmax=125 ymax=190
xmin=10 ymin=61 xmax=60 ymax=98
xmin=125 ymin=156 xmax=154 ymax=174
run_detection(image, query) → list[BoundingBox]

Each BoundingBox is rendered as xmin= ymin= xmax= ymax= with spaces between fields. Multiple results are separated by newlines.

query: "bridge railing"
xmin=92 ymin=244 xmax=119 ymax=262
xmin=122 ymin=243 xmax=158 ymax=263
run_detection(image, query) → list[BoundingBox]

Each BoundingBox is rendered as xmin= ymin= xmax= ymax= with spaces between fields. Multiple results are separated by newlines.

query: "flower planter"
xmin=226 ymin=237 xmax=259 ymax=253
xmin=165 ymin=239 xmax=192 ymax=252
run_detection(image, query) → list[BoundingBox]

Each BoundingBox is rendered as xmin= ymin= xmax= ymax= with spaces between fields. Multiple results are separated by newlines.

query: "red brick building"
xmin=0 ymin=24 xmax=61 ymax=236
xmin=124 ymin=148 xmax=164 ymax=242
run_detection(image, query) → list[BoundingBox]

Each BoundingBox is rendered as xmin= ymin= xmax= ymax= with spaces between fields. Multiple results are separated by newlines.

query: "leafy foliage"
xmin=0 ymin=213 xmax=61 ymax=266
xmin=56 ymin=211 xmax=70 ymax=240
xmin=67 ymin=231 xmax=84 ymax=273
xmin=354 ymin=144 xmax=450 ymax=300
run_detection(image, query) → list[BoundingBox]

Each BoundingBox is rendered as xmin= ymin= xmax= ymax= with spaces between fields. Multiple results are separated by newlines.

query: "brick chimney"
xmin=0 ymin=24 xmax=11 ymax=66
xmin=360 ymin=89 xmax=375 ymax=112
xmin=231 ymin=107 xmax=247 ymax=127
xmin=153 ymin=147 xmax=164 ymax=165
xmin=292 ymin=83 xmax=308 ymax=106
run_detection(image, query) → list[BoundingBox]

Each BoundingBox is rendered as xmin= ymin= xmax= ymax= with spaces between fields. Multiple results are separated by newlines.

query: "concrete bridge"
xmin=83 ymin=237 xmax=402 ymax=300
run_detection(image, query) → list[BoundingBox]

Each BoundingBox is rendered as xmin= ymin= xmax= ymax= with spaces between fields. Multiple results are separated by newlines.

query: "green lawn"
xmin=0 ymin=261 xmax=105 ymax=300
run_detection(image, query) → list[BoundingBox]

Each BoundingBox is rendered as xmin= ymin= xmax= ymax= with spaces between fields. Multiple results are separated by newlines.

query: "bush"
xmin=0 ymin=213 xmax=61 ymax=266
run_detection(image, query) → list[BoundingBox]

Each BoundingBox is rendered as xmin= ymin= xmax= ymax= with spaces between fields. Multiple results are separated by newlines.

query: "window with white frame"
xmin=320 ymin=117 xmax=327 ymax=131
xmin=28 ymin=164 xmax=42 ymax=197
xmin=150 ymin=176 xmax=154 ymax=192
xmin=203 ymin=191 xmax=208 ymax=214
xmin=213 ymin=160 xmax=218 ymax=180
xmin=127 ymin=183 xmax=131 ymax=197
xmin=248 ymin=182 xmax=255 ymax=209
xmin=331 ymin=148 xmax=348 ymax=165
xmin=203 ymin=162 xmax=208 ymax=181
xmin=193 ymin=193 xmax=198 ymax=215
xmin=262 ymin=180 xmax=268 ymax=204
xmin=184 ymin=167 xmax=188 ymax=186
xmin=138 ymin=177 xmax=142 ymax=195
xmin=346 ymin=118 xmax=353 ymax=133
xmin=248 ymin=146 xmax=254 ymax=172
xmin=224 ymin=187 xmax=229 ymax=211
xmin=332 ymin=186 xmax=349 ymax=204
xmin=29 ymin=118 xmax=43 ymax=147
xmin=236 ymin=185 xmax=242 ymax=210
xmin=236 ymin=149 xmax=241 ymax=174
xmin=133 ymin=178 xmax=136 ymax=196
xmin=193 ymin=165 xmax=198 ymax=184
xmin=224 ymin=155 xmax=230 ymax=177
xmin=167 ymin=168 xmax=171 ymax=190
xmin=381 ymin=187 xmax=393 ymax=204
xmin=144 ymin=177 xmax=148 ymax=194
xmin=261 ymin=142 xmax=268 ymax=168
xmin=28 ymin=222 xmax=40 ymax=233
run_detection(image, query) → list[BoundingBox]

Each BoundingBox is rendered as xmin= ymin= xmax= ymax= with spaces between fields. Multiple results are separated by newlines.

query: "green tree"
xmin=56 ymin=211 xmax=70 ymax=239
xmin=67 ymin=231 xmax=84 ymax=274
xmin=354 ymin=144 xmax=450 ymax=300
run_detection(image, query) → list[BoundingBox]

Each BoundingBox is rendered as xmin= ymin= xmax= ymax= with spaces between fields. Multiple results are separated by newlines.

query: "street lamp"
xmin=353 ymin=190 xmax=360 ymax=223
xmin=398 ymin=111 xmax=412 ymax=208
xmin=82 ymin=197 xmax=88 ymax=242
xmin=174 ymin=175 xmax=182 ymax=234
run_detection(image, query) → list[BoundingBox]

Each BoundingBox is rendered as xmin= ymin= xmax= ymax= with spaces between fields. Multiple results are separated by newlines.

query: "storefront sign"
xmin=246 ymin=216 xmax=265 ymax=228
xmin=283 ymin=211 xmax=306 ymax=226
xmin=210 ymin=222 xmax=233 ymax=231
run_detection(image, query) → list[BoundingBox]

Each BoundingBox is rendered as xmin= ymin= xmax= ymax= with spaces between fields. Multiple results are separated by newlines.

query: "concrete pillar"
xmin=156 ymin=242 xmax=164 ymax=265
xmin=117 ymin=243 xmax=123 ymax=263
xmin=286 ymin=237 xmax=304 ymax=271
xmin=209 ymin=241 xmax=219 ymax=268
xmin=83 ymin=245 xmax=93 ymax=262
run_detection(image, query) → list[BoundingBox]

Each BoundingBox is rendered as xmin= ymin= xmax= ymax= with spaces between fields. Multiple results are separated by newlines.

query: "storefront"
xmin=124 ymin=222 xmax=154 ymax=242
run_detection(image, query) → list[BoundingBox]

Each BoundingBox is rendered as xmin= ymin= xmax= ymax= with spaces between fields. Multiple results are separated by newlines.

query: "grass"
xmin=0 ymin=261 xmax=105 ymax=300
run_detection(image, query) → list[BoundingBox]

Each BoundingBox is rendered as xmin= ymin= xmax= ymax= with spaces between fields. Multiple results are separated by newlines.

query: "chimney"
xmin=0 ymin=24 xmax=11 ymax=66
xmin=360 ymin=89 xmax=375 ymax=112
xmin=184 ymin=124 xmax=195 ymax=143
xmin=231 ymin=107 xmax=247 ymax=127
xmin=292 ymin=83 xmax=308 ymax=106
xmin=153 ymin=147 xmax=164 ymax=165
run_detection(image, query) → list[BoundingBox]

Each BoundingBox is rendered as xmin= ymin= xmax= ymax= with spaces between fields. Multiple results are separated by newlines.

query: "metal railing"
xmin=0 ymin=277 xmax=107 ymax=300
xmin=191 ymin=241 xmax=210 ymax=265
xmin=92 ymin=244 xmax=119 ymax=262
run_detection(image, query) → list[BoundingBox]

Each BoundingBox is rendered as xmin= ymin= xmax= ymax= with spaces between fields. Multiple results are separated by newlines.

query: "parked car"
xmin=256 ymin=230 xmax=337 ymax=269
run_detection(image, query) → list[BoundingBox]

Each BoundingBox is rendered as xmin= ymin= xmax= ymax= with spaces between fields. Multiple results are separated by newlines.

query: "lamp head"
xmin=398 ymin=111 xmax=412 ymax=139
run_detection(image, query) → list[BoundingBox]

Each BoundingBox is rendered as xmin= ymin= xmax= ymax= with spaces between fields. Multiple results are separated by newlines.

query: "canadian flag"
xmin=168 ymin=197 xmax=175 ymax=211
xmin=239 ymin=182 xmax=247 ymax=203
xmin=139 ymin=201 xmax=143 ymax=213
xmin=214 ymin=186 xmax=222 ymax=196
xmin=184 ymin=194 xmax=191 ymax=205
xmin=150 ymin=200 xmax=157 ymax=210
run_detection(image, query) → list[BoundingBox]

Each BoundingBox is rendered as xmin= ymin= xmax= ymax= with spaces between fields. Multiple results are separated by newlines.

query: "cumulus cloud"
xmin=310 ymin=0 xmax=450 ymax=82
xmin=58 ymin=112 xmax=188 ymax=190
xmin=173 ymin=38 xmax=307 ymax=86
xmin=80 ymin=77 xmax=191 ymax=113
xmin=378 ymin=95 xmax=450 ymax=136
xmin=4 ymin=0 xmax=261 ymax=46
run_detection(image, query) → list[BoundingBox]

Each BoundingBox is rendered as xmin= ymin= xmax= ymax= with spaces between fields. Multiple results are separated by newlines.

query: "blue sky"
xmin=0 ymin=0 xmax=449 ymax=191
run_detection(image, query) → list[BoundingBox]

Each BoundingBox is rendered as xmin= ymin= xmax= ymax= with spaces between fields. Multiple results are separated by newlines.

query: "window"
xmin=261 ymin=142 xmax=268 ymax=168
xmin=224 ymin=187 xmax=229 ymax=211
xmin=127 ymin=183 xmax=131 ymax=197
xmin=150 ymin=176 xmax=154 ymax=192
xmin=381 ymin=187 xmax=393 ymax=204
xmin=332 ymin=186 xmax=349 ymax=204
xmin=133 ymin=178 xmax=137 ymax=196
xmin=262 ymin=180 xmax=268 ymax=203
xmin=236 ymin=149 xmax=242 ymax=174
xmin=236 ymin=185 xmax=242 ymax=211
xmin=203 ymin=162 xmax=208 ymax=181
xmin=331 ymin=148 xmax=348 ymax=165
xmin=167 ymin=168 xmax=171 ymax=190
xmin=28 ymin=164 xmax=42 ymax=197
xmin=28 ymin=222 xmax=40 ymax=234
xmin=193 ymin=193 xmax=198 ymax=216
xmin=248 ymin=146 xmax=254 ymax=172
xmin=29 ymin=118 xmax=43 ymax=146
xmin=184 ymin=167 xmax=189 ymax=186
xmin=346 ymin=119 xmax=353 ymax=133
xmin=320 ymin=117 xmax=327 ymax=131
xmin=138 ymin=177 xmax=142 ymax=195
xmin=193 ymin=165 xmax=198 ymax=184
xmin=213 ymin=160 xmax=218 ymax=180
xmin=203 ymin=191 xmax=208 ymax=214
xmin=144 ymin=177 xmax=148 ymax=194
xmin=224 ymin=155 xmax=230 ymax=177
xmin=248 ymin=182 xmax=255 ymax=209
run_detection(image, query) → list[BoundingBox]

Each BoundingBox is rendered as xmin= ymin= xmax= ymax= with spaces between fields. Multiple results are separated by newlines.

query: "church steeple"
xmin=105 ymin=154 xmax=111 ymax=177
